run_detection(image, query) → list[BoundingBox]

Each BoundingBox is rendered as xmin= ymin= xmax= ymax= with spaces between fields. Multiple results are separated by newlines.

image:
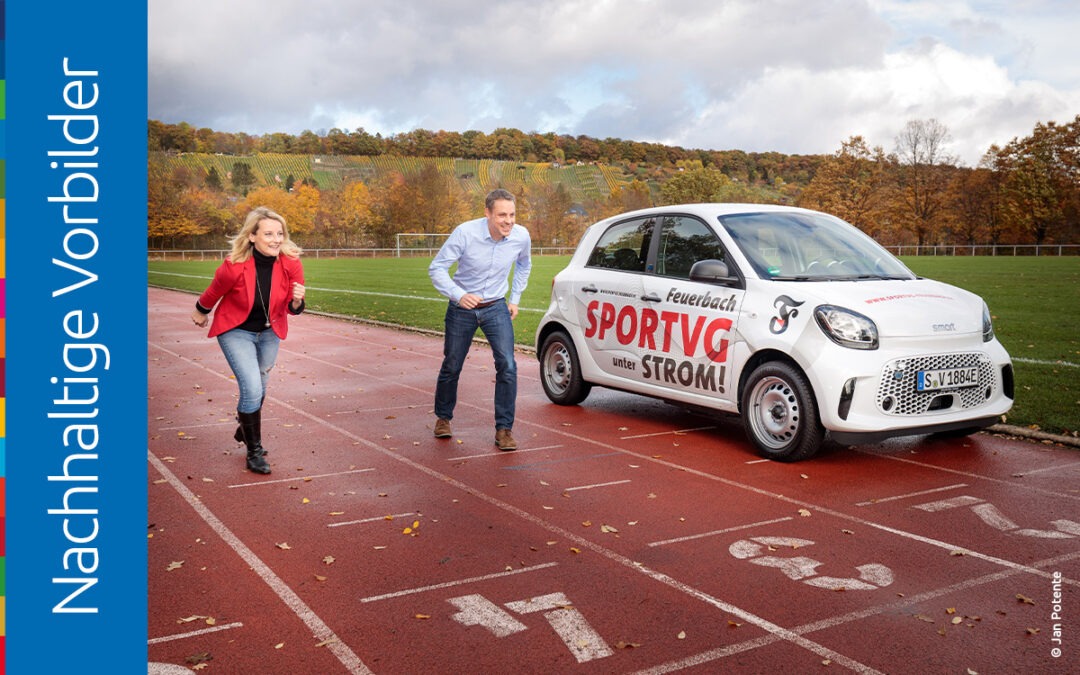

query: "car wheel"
xmin=539 ymin=330 xmax=592 ymax=405
xmin=741 ymin=361 xmax=824 ymax=461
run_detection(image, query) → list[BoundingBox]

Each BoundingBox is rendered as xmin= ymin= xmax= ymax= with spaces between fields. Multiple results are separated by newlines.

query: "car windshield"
xmin=718 ymin=211 xmax=915 ymax=281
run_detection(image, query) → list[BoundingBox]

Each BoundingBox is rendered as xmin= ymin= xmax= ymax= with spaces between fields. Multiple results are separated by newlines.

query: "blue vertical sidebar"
xmin=6 ymin=2 xmax=147 ymax=671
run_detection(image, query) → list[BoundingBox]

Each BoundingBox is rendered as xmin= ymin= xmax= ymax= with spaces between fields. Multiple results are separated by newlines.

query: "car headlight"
xmin=982 ymin=301 xmax=995 ymax=343
xmin=814 ymin=305 xmax=879 ymax=350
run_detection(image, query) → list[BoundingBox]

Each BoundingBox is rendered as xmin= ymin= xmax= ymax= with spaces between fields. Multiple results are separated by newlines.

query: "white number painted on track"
xmin=914 ymin=496 xmax=1080 ymax=539
xmin=728 ymin=536 xmax=894 ymax=590
xmin=448 ymin=592 xmax=613 ymax=663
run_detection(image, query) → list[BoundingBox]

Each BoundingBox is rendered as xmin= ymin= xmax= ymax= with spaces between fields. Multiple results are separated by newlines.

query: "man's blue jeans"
xmin=435 ymin=300 xmax=517 ymax=430
xmin=217 ymin=328 xmax=281 ymax=413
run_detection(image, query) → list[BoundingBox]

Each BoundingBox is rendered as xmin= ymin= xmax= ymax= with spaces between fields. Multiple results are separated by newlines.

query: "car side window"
xmin=655 ymin=216 xmax=726 ymax=279
xmin=586 ymin=218 xmax=654 ymax=272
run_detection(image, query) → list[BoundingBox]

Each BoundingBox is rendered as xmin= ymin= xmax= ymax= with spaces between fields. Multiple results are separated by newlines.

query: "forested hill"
xmin=149 ymin=151 xmax=814 ymax=207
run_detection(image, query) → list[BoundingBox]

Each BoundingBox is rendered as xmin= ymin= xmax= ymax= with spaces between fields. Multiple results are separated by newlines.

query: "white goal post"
xmin=395 ymin=232 xmax=452 ymax=257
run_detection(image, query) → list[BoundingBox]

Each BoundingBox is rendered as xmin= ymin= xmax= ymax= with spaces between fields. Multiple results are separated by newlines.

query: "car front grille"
xmin=876 ymin=352 xmax=996 ymax=416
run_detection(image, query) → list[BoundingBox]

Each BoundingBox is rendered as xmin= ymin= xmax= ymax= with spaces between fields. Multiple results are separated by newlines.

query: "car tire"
xmin=539 ymin=330 xmax=592 ymax=405
xmin=741 ymin=361 xmax=824 ymax=461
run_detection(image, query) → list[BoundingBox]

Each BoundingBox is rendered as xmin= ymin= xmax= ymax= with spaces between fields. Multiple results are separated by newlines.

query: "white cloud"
xmin=148 ymin=0 xmax=1080 ymax=164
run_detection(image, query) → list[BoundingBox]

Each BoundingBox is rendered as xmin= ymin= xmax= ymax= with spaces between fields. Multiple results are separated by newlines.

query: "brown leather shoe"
xmin=495 ymin=428 xmax=517 ymax=451
xmin=434 ymin=418 xmax=452 ymax=438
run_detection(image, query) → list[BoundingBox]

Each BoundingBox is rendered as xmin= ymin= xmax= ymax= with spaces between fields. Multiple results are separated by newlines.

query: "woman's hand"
xmin=290 ymin=282 xmax=306 ymax=310
xmin=191 ymin=309 xmax=208 ymax=327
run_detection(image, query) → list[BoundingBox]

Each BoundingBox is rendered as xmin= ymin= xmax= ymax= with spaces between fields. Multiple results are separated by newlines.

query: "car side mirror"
xmin=689 ymin=259 xmax=737 ymax=284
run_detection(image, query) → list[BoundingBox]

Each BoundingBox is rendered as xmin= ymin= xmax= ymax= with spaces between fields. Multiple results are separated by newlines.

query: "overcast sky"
xmin=148 ymin=0 xmax=1080 ymax=166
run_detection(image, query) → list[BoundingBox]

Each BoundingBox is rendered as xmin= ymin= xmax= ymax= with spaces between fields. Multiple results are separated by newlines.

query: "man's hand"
xmin=457 ymin=293 xmax=482 ymax=309
xmin=508 ymin=303 xmax=519 ymax=320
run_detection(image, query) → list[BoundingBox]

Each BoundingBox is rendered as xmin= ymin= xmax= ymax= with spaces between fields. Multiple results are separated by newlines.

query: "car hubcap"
xmin=751 ymin=376 xmax=799 ymax=448
xmin=543 ymin=343 xmax=572 ymax=395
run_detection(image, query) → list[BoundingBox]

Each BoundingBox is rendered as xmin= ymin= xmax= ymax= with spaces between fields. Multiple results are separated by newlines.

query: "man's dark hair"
xmin=485 ymin=188 xmax=515 ymax=210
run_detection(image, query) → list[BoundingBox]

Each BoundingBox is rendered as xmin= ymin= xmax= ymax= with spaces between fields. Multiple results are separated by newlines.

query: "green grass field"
xmin=149 ymin=255 xmax=1080 ymax=436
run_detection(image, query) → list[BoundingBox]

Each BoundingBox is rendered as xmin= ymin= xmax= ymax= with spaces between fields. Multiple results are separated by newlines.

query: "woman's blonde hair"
xmin=227 ymin=206 xmax=303 ymax=262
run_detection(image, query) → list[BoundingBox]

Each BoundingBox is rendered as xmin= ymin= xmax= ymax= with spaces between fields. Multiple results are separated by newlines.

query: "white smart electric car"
xmin=535 ymin=203 xmax=1014 ymax=461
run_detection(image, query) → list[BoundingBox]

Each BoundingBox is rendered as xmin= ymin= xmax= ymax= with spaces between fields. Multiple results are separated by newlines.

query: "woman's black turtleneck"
xmin=237 ymin=248 xmax=276 ymax=332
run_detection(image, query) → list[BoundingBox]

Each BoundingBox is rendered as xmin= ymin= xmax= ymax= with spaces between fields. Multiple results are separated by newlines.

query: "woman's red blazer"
xmin=198 ymin=254 xmax=305 ymax=339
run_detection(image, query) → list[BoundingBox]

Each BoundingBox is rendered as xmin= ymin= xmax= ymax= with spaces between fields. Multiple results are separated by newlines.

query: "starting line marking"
xmin=649 ymin=517 xmax=795 ymax=548
xmin=563 ymin=479 xmax=632 ymax=492
xmin=327 ymin=512 xmax=419 ymax=528
xmin=620 ymin=425 xmax=717 ymax=440
xmin=148 ymin=621 xmax=245 ymax=645
xmin=359 ymin=562 xmax=560 ymax=604
xmin=448 ymin=444 xmax=564 ymax=461
xmin=227 ymin=468 xmax=375 ymax=489
xmin=855 ymin=483 xmax=968 ymax=507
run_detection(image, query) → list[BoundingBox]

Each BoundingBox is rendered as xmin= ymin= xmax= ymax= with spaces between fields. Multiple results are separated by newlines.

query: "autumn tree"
xmin=892 ymin=119 xmax=957 ymax=247
xmin=659 ymin=167 xmax=733 ymax=204
xmin=994 ymin=116 xmax=1080 ymax=245
xmin=798 ymin=136 xmax=891 ymax=237
xmin=525 ymin=183 xmax=575 ymax=246
xmin=235 ymin=184 xmax=320 ymax=238
xmin=317 ymin=180 xmax=376 ymax=247
xmin=206 ymin=165 xmax=223 ymax=191
xmin=231 ymin=161 xmax=256 ymax=195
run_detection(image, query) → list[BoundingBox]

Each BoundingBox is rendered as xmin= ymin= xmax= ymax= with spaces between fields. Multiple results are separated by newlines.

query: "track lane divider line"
xmin=854 ymin=483 xmax=969 ymax=507
xmin=148 ymin=622 xmax=245 ymax=645
xmin=359 ymin=562 xmax=561 ymax=604
xmin=148 ymin=451 xmax=374 ymax=675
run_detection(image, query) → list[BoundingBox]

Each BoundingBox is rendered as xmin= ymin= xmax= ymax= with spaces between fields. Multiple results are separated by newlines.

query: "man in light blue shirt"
xmin=428 ymin=189 xmax=532 ymax=450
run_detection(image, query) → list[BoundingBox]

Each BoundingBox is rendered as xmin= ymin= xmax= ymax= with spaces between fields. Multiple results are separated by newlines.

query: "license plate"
xmin=917 ymin=367 xmax=979 ymax=392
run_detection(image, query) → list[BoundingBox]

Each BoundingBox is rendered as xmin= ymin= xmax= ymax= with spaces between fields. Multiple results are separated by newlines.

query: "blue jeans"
xmin=217 ymin=328 xmax=281 ymax=413
xmin=435 ymin=300 xmax=517 ymax=429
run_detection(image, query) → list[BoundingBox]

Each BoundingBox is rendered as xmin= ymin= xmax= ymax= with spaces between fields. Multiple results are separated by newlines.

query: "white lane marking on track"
xmin=153 ymin=339 xmax=882 ymax=673
xmin=1011 ymin=460 xmax=1080 ymax=477
xmin=447 ymin=444 xmax=564 ymax=461
xmin=156 ymin=419 xmax=277 ymax=431
xmin=148 ymin=622 xmax=244 ymax=645
xmin=563 ymin=479 xmax=632 ymax=492
xmin=532 ymin=418 xmax=1072 ymax=583
xmin=228 ymin=468 xmax=375 ymax=489
xmin=358 ymin=562 xmax=560 ymax=604
xmin=327 ymin=512 xmax=419 ymax=528
xmin=855 ymin=483 xmax=968 ymax=507
xmin=619 ymin=426 xmax=717 ymax=439
xmin=635 ymin=552 xmax=1080 ymax=675
xmin=854 ymin=450 xmax=1080 ymax=501
xmin=649 ymin=517 xmax=796 ymax=548
xmin=148 ymin=452 xmax=374 ymax=675
xmin=913 ymin=495 xmax=985 ymax=512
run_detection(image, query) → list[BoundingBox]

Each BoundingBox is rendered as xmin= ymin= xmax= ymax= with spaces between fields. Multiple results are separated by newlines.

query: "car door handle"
xmin=641 ymin=292 xmax=662 ymax=302
xmin=581 ymin=284 xmax=599 ymax=293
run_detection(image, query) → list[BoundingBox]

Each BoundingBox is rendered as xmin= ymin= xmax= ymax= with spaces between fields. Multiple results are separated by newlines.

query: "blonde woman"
xmin=191 ymin=207 xmax=306 ymax=474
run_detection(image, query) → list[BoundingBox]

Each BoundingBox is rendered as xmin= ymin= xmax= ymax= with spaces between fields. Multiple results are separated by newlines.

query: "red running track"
xmin=147 ymin=287 xmax=1078 ymax=674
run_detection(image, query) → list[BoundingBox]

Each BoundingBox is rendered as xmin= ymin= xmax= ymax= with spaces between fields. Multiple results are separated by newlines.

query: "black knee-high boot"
xmin=235 ymin=395 xmax=266 ymax=452
xmin=238 ymin=409 xmax=271 ymax=474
